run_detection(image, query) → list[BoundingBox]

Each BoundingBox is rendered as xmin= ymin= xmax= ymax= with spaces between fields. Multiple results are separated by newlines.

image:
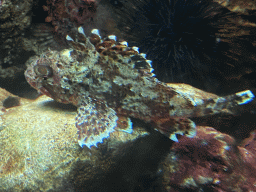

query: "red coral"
xmin=163 ymin=126 xmax=256 ymax=191
xmin=242 ymin=130 xmax=256 ymax=158
xmin=44 ymin=0 xmax=97 ymax=35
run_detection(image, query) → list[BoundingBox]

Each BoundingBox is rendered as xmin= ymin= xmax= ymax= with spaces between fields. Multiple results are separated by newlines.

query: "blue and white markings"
xmin=78 ymin=26 xmax=86 ymax=35
xmin=140 ymin=53 xmax=147 ymax=59
xmin=66 ymin=35 xmax=74 ymax=41
xmin=235 ymin=90 xmax=255 ymax=105
xmin=132 ymin=46 xmax=139 ymax=52
xmin=91 ymin=29 xmax=101 ymax=38
xmin=120 ymin=41 xmax=128 ymax=46
xmin=108 ymin=35 xmax=117 ymax=41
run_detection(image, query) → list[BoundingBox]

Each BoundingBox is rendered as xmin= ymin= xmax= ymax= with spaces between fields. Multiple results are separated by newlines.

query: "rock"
xmin=0 ymin=94 xmax=148 ymax=191
xmin=162 ymin=126 xmax=256 ymax=191
xmin=0 ymin=88 xmax=20 ymax=108
xmin=1 ymin=87 xmax=255 ymax=191
xmin=0 ymin=0 xmax=33 ymax=78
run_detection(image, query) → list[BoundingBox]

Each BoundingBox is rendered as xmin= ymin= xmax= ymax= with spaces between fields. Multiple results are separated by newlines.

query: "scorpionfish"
xmin=25 ymin=27 xmax=255 ymax=148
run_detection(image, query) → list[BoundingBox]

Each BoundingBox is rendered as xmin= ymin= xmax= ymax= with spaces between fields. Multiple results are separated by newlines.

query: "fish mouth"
xmin=40 ymin=83 xmax=71 ymax=104
xmin=38 ymin=85 xmax=55 ymax=99
xmin=25 ymin=66 xmax=53 ymax=99
xmin=24 ymin=67 xmax=40 ymax=90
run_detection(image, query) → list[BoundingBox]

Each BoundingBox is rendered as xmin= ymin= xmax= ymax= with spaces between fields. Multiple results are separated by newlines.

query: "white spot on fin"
xmin=78 ymin=26 xmax=85 ymax=35
xmin=146 ymin=60 xmax=152 ymax=67
xmin=170 ymin=134 xmax=179 ymax=142
xmin=66 ymin=35 xmax=74 ymax=41
xmin=108 ymin=35 xmax=117 ymax=41
xmin=236 ymin=90 xmax=255 ymax=105
xmin=78 ymin=140 xmax=86 ymax=148
xmin=62 ymin=50 xmax=72 ymax=57
xmin=120 ymin=117 xmax=133 ymax=134
xmin=224 ymin=145 xmax=230 ymax=150
xmin=132 ymin=46 xmax=139 ymax=52
xmin=120 ymin=41 xmax=128 ymax=46
xmin=140 ymin=53 xmax=146 ymax=59
xmin=91 ymin=29 xmax=101 ymax=38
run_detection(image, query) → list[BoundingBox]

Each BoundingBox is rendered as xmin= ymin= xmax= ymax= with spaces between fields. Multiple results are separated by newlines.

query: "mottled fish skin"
xmin=25 ymin=27 xmax=255 ymax=148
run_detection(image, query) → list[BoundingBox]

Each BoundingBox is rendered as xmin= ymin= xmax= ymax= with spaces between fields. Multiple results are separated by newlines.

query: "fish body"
xmin=25 ymin=27 xmax=255 ymax=148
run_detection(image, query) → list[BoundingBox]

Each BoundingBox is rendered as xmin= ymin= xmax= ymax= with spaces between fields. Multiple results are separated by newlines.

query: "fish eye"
xmin=34 ymin=65 xmax=53 ymax=78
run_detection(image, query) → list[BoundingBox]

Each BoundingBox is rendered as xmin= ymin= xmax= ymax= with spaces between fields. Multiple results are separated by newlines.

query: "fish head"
xmin=24 ymin=49 xmax=82 ymax=105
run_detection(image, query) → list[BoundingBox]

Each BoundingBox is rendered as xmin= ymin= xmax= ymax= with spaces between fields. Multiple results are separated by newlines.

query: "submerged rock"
xmin=162 ymin=126 xmax=256 ymax=191
xmin=0 ymin=0 xmax=33 ymax=78
xmin=0 ymin=94 xmax=148 ymax=191
xmin=0 ymin=88 xmax=255 ymax=191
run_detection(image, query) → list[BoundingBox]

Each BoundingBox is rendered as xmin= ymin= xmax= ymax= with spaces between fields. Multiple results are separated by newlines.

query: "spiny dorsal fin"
xmin=67 ymin=27 xmax=155 ymax=76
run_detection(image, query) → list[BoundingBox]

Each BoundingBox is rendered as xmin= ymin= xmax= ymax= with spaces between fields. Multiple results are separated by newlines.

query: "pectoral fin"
xmin=76 ymin=98 xmax=118 ymax=148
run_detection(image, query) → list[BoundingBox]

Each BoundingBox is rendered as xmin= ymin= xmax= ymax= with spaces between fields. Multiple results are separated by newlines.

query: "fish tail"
xmin=216 ymin=90 xmax=255 ymax=114
xmin=225 ymin=90 xmax=255 ymax=106
xmin=199 ymin=90 xmax=255 ymax=116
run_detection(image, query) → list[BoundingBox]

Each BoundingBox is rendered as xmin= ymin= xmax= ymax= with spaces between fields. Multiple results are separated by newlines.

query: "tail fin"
xmin=225 ymin=90 xmax=254 ymax=106
xmin=213 ymin=90 xmax=255 ymax=115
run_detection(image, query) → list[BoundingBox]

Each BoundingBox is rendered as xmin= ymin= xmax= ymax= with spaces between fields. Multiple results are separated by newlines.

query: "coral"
xmin=44 ymin=0 xmax=97 ymax=37
xmin=0 ymin=1 xmax=67 ymax=97
xmin=0 ymin=0 xmax=34 ymax=78
xmin=23 ymin=23 xmax=69 ymax=54
xmin=242 ymin=130 xmax=256 ymax=156
xmin=42 ymin=0 xmax=126 ymax=44
xmin=162 ymin=126 xmax=256 ymax=191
